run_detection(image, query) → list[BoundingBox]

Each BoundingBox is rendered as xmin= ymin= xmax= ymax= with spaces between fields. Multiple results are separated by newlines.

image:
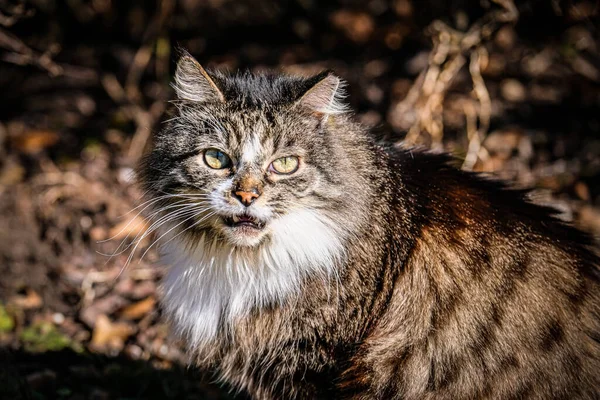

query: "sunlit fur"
xmin=159 ymin=208 xmax=346 ymax=347
xmin=138 ymin=56 xmax=370 ymax=350
xmin=138 ymin=55 xmax=600 ymax=399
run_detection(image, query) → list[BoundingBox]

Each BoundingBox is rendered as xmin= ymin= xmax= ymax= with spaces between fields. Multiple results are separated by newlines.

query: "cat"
xmin=137 ymin=53 xmax=600 ymax=399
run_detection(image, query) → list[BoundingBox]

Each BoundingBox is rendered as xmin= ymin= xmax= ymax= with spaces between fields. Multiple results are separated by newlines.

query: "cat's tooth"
xmin=232 ymin=215 xmax=240 ymax=223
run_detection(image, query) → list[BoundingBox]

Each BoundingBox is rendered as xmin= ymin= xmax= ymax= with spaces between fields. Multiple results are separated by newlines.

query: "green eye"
xmin=204 ymin=149 xmax=231 ymax=169
xmin=270 ymin=156 xmax=299 ymax=174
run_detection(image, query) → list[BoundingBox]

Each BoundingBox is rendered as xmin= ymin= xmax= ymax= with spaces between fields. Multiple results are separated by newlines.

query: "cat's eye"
xmin=204 ymin=149 xmax=231 ymax=169
xmin=270 ymin=156 xmax=299 ymax=175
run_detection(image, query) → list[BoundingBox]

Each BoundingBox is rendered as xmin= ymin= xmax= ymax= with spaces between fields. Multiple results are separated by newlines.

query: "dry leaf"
xmin=0 ymin=162 xmax=25 ymax=185
xmin=90 ymin=314 xmax=136 ymax=350
xmin=10 ymin=289 xmax=43 ymax=310
xmin=80 ymin=294 xmax=128 ymax=328
xmin=120 ymin=297 xmax=156 ymax=320
xmin=574 ymin=182 xmax=591 ymax=202
xmin=10 ymin=130 xmax=60 ymax=154
xmin=330 ymin=11 xmax=374 ymax=43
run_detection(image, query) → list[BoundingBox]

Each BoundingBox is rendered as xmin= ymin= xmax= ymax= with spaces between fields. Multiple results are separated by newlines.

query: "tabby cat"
xmin=137 ymin=53 xmax=600 ymax=399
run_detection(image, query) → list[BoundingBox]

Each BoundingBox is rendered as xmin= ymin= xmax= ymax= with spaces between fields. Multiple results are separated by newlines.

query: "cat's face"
xmin=139 ymin=55 xmax=355 ymax=249
xmin=164 ymin=106 xmax=337 ymax=247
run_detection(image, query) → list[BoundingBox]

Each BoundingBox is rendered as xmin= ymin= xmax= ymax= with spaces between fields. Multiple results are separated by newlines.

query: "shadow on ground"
xmin=0 ymin=348 xmax=243 ymax=400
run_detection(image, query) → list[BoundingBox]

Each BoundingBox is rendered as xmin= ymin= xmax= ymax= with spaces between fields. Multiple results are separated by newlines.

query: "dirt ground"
xmin=0 ymin=0 xmax=599 ymax=399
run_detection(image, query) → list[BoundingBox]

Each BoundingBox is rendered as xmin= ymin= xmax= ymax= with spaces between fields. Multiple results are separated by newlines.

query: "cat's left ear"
xmin=296 ymin=72 xmax=348 ymax=118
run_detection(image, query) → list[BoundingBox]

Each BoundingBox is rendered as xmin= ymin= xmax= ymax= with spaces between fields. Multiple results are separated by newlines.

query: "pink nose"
xmin=234 ymin=190 xmax=260 ymax=206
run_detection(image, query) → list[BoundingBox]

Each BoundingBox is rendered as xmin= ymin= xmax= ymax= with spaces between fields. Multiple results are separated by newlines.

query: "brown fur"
xmin=187 ymin=147 xmax=600 ymax=399
xmin=140 ymin=61 xmax=600 ymax=399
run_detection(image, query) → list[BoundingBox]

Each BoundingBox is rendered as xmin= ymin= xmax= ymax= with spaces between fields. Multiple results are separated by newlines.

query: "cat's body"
xmin=138 ymin=54 xmax=600 ymax=399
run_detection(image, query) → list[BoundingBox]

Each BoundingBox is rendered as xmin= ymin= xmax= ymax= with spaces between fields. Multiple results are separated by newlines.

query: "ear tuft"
xmin=297 ymin=73 xmax=348 ymax=116
xmin=173 ymin=53 xmax=224 ymax=103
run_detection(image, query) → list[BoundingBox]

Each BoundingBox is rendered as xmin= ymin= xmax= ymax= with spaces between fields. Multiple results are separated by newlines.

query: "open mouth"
xmin=224 ymin=214 xmax=265 ymax=230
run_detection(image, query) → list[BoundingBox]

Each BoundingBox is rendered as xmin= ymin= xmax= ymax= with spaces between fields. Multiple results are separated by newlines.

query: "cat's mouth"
xmin=223 ymin=214 xmax=265 ymax=230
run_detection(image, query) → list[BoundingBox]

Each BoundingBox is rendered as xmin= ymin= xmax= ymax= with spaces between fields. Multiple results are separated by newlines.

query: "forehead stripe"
xmin=241 ymin=134 xmax=262 ymax=163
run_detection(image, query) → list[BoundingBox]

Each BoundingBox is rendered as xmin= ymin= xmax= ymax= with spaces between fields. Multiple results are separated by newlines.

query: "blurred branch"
xmin=0 ymin=27 xmax=63 ymax=76
xmin=0 ymin=2 xmax=58 ymax=74
xmin=463 ymin=47 xmax=491 ymax=170
xmin=0 ymin=3 xmax=97 ymax=82
xmin=101 ymin=75 xmax=166 ymax=162
xmin=392 ymin=0 xmax=518 ymax=168
xmin=125 ymin=0 xmax=175 ymax=103
xmin=104 ymin=0 xmax=174 ymax=162
xmin=125 ymin=45 xmax=154 ymax=103
xmin=0 ymin=2 xmax=34 ymax=27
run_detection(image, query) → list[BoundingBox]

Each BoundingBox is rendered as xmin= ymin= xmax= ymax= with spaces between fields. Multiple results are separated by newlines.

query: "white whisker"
xmin=99 ymin=195 xmax=198 ymax=245
xmin=101 ymin=201 xmax=200 ymax=259
xmin=121 ymin=204 xmax=202 ymax=264
xmin=140 ymin=209 xmax=214 ymax=262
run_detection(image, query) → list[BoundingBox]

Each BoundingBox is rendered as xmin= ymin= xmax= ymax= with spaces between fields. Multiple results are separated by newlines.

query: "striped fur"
xmin=137 ymin=55 xmax=600 ymax=399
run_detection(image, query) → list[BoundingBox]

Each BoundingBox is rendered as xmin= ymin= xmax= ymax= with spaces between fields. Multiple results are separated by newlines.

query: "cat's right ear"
xmin=173 ymin=54 xmax=225 ymax=103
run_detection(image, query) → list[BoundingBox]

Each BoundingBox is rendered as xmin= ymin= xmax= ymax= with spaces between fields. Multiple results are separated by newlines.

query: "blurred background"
xmin=0 ymin=0 xmax=598 ymax=398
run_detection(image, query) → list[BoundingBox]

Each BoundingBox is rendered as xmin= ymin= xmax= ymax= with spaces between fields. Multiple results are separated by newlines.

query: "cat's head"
xmin=138 ymin=54 xmax=372 ymax=251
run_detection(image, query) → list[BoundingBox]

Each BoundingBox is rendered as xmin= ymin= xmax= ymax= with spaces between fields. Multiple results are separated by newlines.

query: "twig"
xmin=0 ymin=27 xmax=62 ymax=76
xmin=0 ymin=3 xmax=35 ymax=27
xmin=127 ymin=101 xmax=165 ymax=161
xmin=392 ymin=0 xmax=518 ymax=159
xmin=125 ymin=44 xmax=154 ymax=103
xmin=101 ymin=74 xmax=165 ymax=162
xmin=100 ymin=0 xmax=174 ymax=163
xmin=462 ymin=47 xmax=492 ymax=170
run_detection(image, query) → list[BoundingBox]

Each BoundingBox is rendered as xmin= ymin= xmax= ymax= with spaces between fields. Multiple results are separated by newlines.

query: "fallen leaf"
xmin=10 ymin=130 xmax=60 ymax=154
xmin=9 ymin=289 xmax=43 ymax=310
xmin=500 ymin=79 xmax=526 ymax=102
xmin=80 ymin=294 xmax=128 ymax=328
xmin=330 ymin=10 xmax=374 ymax=43
xmin=483 ymin=129 xmax=527 ymax=160
xmin=120 ymin=297 xmax=156 ymax=320
xmin=90 ymin=314 xmax=136 ymax=350
xmin=0 ymin=161 xmax=25 ymax=185
xmin=574 ymin=182 xmax=590 ymax=201
xmin=0 ymin=304 xmax=15 ymax=333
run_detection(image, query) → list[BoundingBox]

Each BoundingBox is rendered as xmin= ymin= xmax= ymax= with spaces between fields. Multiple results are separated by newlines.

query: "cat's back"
xmin=353 ymin=148 xmax=600 ymax=399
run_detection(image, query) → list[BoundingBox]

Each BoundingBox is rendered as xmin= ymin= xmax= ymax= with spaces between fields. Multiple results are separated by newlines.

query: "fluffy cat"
xmin=137 ymin=53 xmax=600 ymax=399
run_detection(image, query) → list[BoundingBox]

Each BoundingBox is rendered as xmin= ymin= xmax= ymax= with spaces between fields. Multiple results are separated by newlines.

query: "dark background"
xmin=0 ymin=0 xmax=599 ymax=399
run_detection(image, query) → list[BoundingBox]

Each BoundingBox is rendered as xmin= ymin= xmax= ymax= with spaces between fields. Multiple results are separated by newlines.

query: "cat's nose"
xmin=233 ymin=188 xmax=261 ymax=206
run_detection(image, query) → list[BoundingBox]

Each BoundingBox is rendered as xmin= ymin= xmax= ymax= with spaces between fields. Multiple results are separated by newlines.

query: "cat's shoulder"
xmin=384 ymin=144 xmax=598 ymax=249
xmin=384 ymin=144 xmax=541 ymax=206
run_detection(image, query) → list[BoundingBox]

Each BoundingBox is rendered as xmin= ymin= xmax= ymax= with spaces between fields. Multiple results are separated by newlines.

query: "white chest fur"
xmin=158 ymin=209 xmax=345 ymax=348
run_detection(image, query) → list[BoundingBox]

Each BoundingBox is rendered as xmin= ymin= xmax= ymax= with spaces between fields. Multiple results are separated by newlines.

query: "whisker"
xmin=115 ymin=205 xmax=206 ymax=277
xmin=101 ymin=200 xmax=200 ymax=256
xmin=157 ymin=190 xmax=210 ymax=199
xmin=100 ymin=202 xmax=200 ymax=260
xmin=132 ymin=208 xmax=211 ymax=266
xmin=98 ymin=195 xmax=193 ymax=244
xmin=127 ymin=204 xmax=201 ymax=249
xmin=141 ymin=210 xmax=216 ymax=262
